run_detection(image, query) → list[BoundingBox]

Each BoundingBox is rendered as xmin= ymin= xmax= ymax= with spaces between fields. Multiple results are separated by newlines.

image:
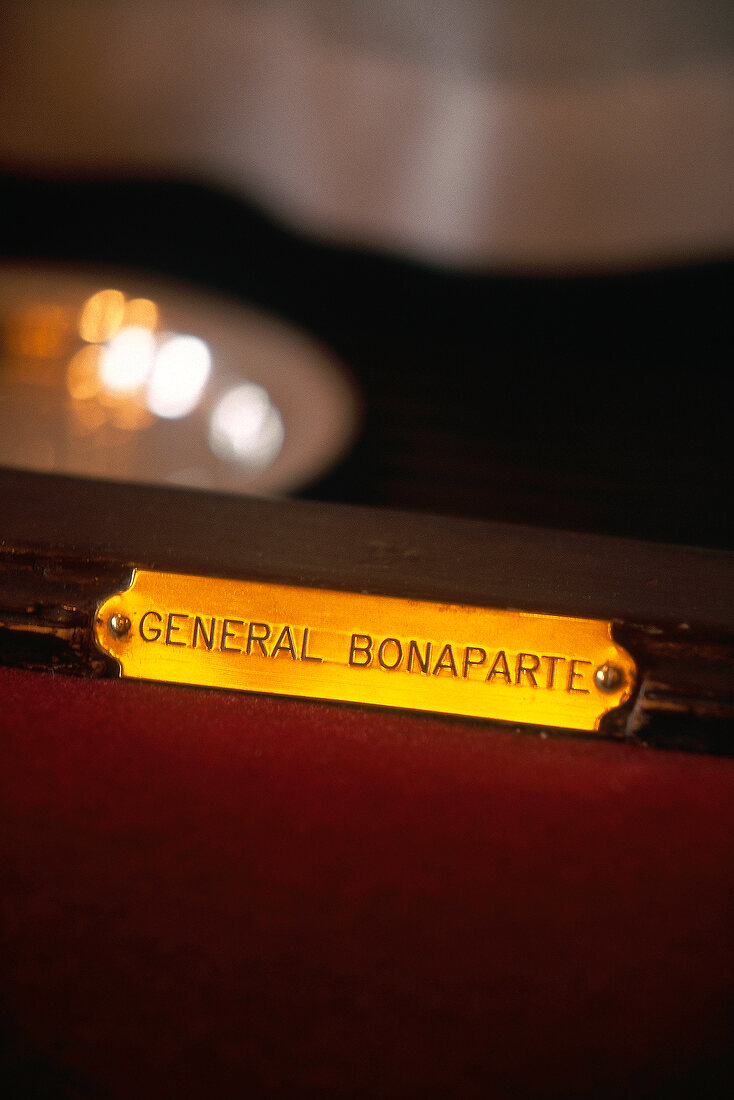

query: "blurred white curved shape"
xmin=1 ymin=1 xmax=733 ymax=268
xmin=147 ymin=334 xmax=211 ymax=419
xmin=209 ymin=383 xmax=285 ymax=469
xmin=99 ymin=325 xmax=156 ymax=395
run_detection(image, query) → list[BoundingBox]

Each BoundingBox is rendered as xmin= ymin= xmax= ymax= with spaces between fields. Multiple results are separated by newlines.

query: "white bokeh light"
xmin=99 ymin=325 xmax=156 ymax=395
xmin=208 ymin=383 xmax=284 ymax=469
xmin=146 ymin=334 xmax=211 ymax=419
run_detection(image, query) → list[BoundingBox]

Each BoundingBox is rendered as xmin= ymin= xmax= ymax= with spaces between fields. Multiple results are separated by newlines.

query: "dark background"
xmin=4 ymin=171 xmax=733 ymax=549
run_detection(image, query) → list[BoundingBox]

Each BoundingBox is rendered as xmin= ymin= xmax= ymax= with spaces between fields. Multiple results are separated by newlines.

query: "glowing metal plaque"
xmin=95 ymin=570 xmax=636 ymax=731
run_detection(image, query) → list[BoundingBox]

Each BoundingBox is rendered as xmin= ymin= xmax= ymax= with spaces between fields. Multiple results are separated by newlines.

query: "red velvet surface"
xmin=2 ymin=665 xmax=733 ymax=1098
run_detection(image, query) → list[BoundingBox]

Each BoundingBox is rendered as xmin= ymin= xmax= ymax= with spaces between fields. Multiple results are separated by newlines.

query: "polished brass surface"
xmin=95 ymin=570 xmax=635 ymax=731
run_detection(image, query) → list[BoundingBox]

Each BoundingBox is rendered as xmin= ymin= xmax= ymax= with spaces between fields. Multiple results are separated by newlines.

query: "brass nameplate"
xmin=95 ymin=570 xmax=636 ymax=731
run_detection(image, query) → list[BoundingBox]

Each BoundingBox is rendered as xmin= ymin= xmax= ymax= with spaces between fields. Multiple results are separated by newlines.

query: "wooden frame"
xmin=1 ymin=468 xmax=732 ymax=752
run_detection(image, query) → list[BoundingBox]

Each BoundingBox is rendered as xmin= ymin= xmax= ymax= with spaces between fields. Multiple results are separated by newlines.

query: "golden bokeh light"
xmin=5 ymin=304 xmax=73 ymax=359
xmin=96 ymin=386 xmax=131 ymax=408
xmin=79 ymin=289 xmax=126 ymax=344
xmin=66 ymin=344 xmax=102 ymax=401
xmin=123 ymin=298 xmax=159 ymax=331
xmin=67 ymin=399 xmax=108 ymax=437
xmin=110 ymin=402 xmax=155 ymax=432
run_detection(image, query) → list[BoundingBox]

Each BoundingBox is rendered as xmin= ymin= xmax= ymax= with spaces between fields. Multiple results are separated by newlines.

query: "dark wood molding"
xmin=1 ymin=468 xmax=732 ymax=752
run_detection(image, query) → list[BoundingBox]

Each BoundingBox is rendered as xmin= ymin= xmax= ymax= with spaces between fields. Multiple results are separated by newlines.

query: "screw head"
xmin=109 ymin=613 xmax=131 ymax=638
xmin=594 ymin=663 xmax=625 ymax=692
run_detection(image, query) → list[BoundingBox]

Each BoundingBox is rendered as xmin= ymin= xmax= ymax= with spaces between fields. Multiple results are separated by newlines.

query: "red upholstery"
xmin=2 ymin=666 xmax=732 ymax=1097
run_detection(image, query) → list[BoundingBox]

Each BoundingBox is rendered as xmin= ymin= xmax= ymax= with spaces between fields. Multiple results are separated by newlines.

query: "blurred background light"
xmin=65 ymin=344 xmax=103 ymax=401
xmin=146 ymin=334 xmax=211 ymax=419
xmin=0 ymin=267 xmax=356 ymax=496
xmin=209 ymin=383 xmax=284 ymax=468
xmin=79 ymin=288 xmax=126 ymax=344
xmin=99 ymin=325 xmax=156 ymax=395
xmin=123 ymin=297 xmax=158 ymax=331
xmin=5 ymin=303 xmax=73 ymax=360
